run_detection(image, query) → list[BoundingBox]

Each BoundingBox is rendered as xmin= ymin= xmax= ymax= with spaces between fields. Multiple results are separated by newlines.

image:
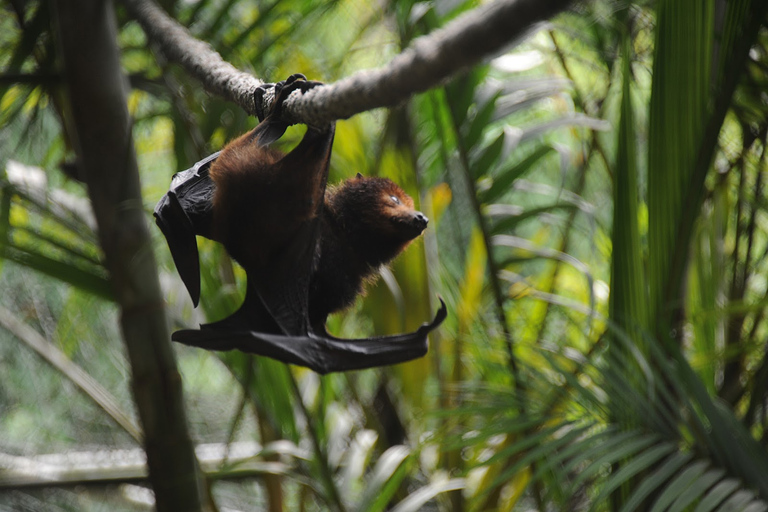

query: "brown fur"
xmin=209 ymin=135 xmax=428 ymax=329
xmin=311 ymin=175 xmax=427 ymax=325
xmin=210 ymin=132 xmax=328 ymax=269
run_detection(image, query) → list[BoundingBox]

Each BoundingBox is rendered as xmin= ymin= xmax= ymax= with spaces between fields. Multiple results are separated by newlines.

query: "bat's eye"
xmin=390 ymin=195 xmax=401 ymax=205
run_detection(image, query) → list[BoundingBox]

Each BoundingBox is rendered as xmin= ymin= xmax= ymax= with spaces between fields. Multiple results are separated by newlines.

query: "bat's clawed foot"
xmin=253 ymin=73 xmax=327 ymax=145
xmin=254 ymin=73 xmax=323 ymax=122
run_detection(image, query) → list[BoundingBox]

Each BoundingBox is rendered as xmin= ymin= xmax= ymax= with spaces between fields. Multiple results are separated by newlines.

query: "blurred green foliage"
xmin=2 ymin=0 xmax=768 ymax=510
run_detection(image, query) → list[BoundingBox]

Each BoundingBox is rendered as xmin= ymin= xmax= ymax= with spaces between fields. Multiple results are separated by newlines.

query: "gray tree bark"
xmin=53 ymin=1 xmax=213 ymax=510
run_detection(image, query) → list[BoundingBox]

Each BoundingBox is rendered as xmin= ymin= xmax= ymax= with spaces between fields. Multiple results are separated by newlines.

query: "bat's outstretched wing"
xmin=172 ymin=298 xmax=447 ymax=374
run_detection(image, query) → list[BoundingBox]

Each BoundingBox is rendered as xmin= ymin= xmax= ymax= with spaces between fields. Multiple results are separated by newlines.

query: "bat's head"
xmin=328 ymin=174 xmax=428 ymax=265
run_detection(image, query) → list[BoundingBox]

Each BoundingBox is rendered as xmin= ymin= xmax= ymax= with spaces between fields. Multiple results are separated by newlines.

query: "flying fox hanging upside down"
xmin=154 ymin=74 xmax=446 ymax=374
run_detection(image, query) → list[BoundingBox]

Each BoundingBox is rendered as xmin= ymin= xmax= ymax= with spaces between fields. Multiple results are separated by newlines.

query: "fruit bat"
xmin=154 ymin=74 xmax=446 ymax=374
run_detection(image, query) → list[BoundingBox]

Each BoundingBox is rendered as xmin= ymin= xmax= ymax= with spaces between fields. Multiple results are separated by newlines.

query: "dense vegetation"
xmin=1 ymin=0 xmax=768 ymax=510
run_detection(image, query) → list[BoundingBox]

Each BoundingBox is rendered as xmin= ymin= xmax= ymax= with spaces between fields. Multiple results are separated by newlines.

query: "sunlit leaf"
xmin=355 ymin=445 xmax=411 ymax=512
xmin=390 ymin=477 xmax=465 ymax=512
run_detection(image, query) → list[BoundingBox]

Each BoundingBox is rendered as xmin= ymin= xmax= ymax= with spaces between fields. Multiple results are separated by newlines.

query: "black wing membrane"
xmin=155 ymin=75 xmax=446 ymax=373
xmin=244 ymin=124 xmax=334 ymax=336
xmin=172 ymin=298 xmax=447 ymax=375
xmin=153 ymin=151 xmax=218 ymax=307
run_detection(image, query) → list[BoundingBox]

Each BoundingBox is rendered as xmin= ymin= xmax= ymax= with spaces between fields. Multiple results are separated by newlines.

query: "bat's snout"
xmin=413 ymin=211 xmax=429 ymax=231
xmin=400 ymin=210 xmax=428 ymax=239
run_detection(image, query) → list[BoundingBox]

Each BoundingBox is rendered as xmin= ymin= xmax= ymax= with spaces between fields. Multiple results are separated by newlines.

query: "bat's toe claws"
xmin=254 ymin=74 xmax=316 ymax=121
xmin=277 ymin=74 xmax=323 ymax=102
xmin=284 ymin=73 xmax=307 ymax=85
xmin=255 ymin=73 xmax=326 ymax=130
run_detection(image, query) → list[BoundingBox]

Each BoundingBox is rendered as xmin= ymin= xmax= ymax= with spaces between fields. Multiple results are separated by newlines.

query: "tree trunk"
xmin=53 ymin=1 xmax=213 ymax=510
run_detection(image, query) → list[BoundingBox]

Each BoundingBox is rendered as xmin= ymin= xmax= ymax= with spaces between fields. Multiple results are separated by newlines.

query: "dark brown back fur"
xmin=209 ymin=133 xmax=284 ymax=264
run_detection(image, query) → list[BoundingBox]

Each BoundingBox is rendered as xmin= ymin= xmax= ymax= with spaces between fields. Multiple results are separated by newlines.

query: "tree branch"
xmin=123 ymin=0 xmax=575 ymax=124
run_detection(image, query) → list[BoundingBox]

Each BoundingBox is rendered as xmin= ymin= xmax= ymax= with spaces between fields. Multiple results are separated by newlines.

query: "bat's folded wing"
xmin=172 ymin=298 xmax=447 ymax=374
xmin=153 ymin=152 xmax=219 ymax=307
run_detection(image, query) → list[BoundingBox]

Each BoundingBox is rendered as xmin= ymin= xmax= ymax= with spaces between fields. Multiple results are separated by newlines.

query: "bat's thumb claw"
xmin=432 ymin=295 xmax=448 ymax=326
xmin=415 ymin=295 xmax=447 ymax=334
xmin=254 ymin=84 xmax=271 ymax=121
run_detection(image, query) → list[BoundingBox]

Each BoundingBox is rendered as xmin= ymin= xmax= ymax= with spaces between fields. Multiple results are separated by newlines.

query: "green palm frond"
xmin=454 ymin=322 xmax=768 ymax=510
xmin=0 ymin=163 xmax=110 ymax=298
